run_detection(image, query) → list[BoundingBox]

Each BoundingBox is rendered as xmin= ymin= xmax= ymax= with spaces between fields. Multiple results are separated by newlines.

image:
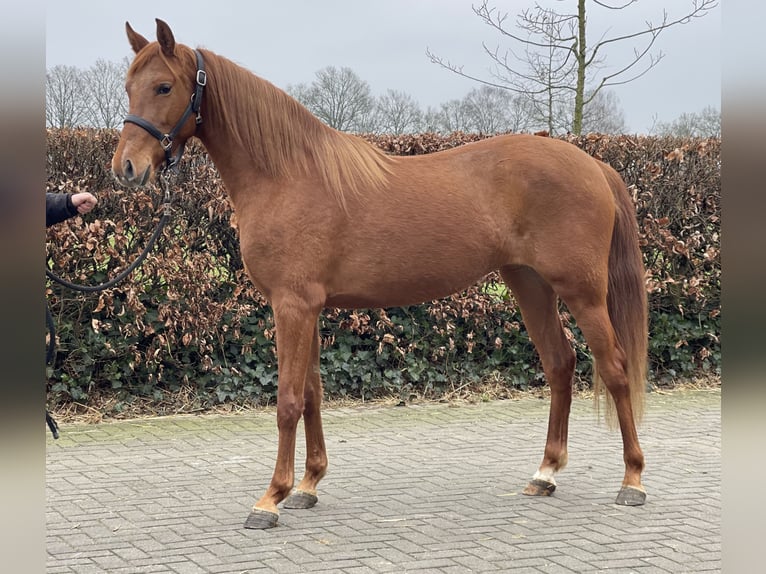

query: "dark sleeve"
xmin=46 ymin=193 xmax=78 ymax=227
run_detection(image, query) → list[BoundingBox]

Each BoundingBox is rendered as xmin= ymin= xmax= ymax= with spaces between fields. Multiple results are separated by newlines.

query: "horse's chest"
xmin=237 ymin=223 xmax=326 ymax=295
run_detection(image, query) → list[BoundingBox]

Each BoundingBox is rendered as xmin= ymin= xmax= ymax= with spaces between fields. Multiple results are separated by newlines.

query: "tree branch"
xmin=592 ymin=0 xmax=639 ymax=10
xmin=593 ymin=0 xmax=717 ymax=53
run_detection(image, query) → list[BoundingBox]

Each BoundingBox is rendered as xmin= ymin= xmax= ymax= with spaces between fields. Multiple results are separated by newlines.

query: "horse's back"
xmin=385 ymin=132 xmax=617 ymax=257
xmin=391 ymin=133 xmax=612 ymax=206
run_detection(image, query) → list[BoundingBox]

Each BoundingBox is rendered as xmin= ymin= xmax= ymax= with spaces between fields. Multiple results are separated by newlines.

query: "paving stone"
xmin=47 ymin=389 xmax=720 ymax=573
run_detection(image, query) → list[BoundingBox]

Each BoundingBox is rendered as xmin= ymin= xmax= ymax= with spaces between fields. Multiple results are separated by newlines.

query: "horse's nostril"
xmin=124 ymin=159 xmax=134 ymax=180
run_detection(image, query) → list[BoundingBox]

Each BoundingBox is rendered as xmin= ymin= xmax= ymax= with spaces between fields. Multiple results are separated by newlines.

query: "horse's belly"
xmin=325 ymin=254 xmax=497 ymax=309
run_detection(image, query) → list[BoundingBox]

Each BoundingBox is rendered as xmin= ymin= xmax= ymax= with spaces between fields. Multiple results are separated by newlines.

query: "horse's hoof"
xmin=615 ymin=485 xmax=646 ymax=506
xmin=243 ymin=509 xmax=279 ymax=529
xmin=522 ymin=478 xmax=556 ymax=496
xmin=283 ymin=490 xmax=318 ymax=509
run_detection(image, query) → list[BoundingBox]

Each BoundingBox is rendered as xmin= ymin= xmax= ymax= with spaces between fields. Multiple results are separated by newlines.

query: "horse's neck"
xmin=197 ymin=131 xmax=257 ymax=202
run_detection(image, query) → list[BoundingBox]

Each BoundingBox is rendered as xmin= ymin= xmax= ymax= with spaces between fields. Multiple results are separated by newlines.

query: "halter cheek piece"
xmin=123 ymin=49 xmax=207 ymax=170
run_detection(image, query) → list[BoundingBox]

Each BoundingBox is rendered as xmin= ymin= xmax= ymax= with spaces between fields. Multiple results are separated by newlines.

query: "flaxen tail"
xmin=594 ymin=163 xmax=648 ymax=426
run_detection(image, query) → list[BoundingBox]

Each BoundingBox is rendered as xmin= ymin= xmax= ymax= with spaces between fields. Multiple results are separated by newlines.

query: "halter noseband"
xmin=123 ymin=49 xmax=207 ymax=170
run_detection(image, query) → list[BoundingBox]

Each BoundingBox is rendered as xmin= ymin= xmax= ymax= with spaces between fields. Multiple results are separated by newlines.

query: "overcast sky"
xmin=45 ymin=0 xmax=721 ymax=134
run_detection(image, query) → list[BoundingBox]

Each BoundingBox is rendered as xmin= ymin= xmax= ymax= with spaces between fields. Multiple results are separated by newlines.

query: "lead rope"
xmin=46 ymin=172 xmax=176 ymax=438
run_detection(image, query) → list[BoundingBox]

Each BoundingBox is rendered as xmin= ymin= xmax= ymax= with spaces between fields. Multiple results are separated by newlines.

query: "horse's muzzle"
xmin=113 ymin=158 xmax=152 ymax=188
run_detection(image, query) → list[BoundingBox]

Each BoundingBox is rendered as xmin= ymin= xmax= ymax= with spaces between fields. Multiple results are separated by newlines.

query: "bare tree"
xmin=427 ymin=0 xmax=718 ymax=135
xmin=438 ymin=99 xmax=473 ymax=133
xmin=376 ymin=89 xmax=422 ymax=134
xmin=46 ymin=65 xmax=88 ymax=128
xmin=694 ymin=105 xmax=721 ymax=137
xmin=506 ymin=10 xmax=578 ymax=134
xmin=581 ymin=89 xmax=627 ymax=134
xmin=462 ymin=85 xmax=539 ymax=134
xmin=420 ymin=106 xmax=445 ymax=133
xmin=653 ymin=105 xmax=720 ymax=137
xmin=463 ymin=86 xmax=506 ymax=134
xmin=287 ymin=66 xmax=375 ymax=132
xmin=83 ymin=58 xmax=130 ymax=129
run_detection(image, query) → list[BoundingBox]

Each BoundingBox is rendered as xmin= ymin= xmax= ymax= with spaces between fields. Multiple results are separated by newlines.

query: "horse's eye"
xmin=156 ymin=84 xmax=172 ymax=95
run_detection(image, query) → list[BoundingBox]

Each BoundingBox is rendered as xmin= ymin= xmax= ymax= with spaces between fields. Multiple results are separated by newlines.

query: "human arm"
xmin=46 ymin=193 xmax=77 ymax=227
xmin=46 ymin=192 xmax=97 ymax=227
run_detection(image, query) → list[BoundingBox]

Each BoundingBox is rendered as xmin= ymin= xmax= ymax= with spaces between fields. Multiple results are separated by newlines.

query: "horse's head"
xmin=112 ymin=19 xmax=206 ymax=187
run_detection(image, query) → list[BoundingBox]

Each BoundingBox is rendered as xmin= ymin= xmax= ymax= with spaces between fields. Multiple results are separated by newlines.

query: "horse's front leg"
xmin=244 ymin=296 xmax=321 ymax=529
xmin=283 ymin=323 xmax=328 ymax=510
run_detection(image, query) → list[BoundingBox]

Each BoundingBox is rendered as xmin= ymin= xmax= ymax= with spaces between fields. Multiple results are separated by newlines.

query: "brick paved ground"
xmin=46 ymin=388 xmax=720 ymax=573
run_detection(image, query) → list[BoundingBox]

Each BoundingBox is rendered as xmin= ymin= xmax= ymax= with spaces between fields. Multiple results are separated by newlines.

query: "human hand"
xmin=71 ymin=192 xmax=98 ymax=214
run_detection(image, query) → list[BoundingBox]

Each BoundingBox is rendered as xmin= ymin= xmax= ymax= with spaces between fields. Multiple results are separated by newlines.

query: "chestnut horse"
xmin=112 ymin=19 xmax=648 ymax=530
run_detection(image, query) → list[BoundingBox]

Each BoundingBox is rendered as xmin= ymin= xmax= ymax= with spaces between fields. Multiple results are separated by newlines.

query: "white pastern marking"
xmin=533 ymin=469 xmax=557 ymax=485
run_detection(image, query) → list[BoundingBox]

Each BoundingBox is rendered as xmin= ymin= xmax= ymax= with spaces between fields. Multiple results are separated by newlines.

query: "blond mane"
xmin=158 ymin=46 xmax=392 ymax=208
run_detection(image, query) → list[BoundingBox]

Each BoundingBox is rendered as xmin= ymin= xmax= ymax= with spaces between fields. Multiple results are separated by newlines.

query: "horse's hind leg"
xmin=283 ymin=323 xmax=328 ymax=510
xmin=501 ymin=266 xmax=576 ymax=497
xmin=562 ymin=296 xmax=646 ymax=505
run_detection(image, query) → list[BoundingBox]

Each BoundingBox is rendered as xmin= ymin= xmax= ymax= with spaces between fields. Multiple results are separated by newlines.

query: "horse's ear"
xmin=125 ymin=22 xmax=149 ymax=54
xmin=155 ymin=18 xmax=176 ymax=57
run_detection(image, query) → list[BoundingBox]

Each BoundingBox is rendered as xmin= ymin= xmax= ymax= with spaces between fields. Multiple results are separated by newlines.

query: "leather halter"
xmin=123 ymin=49 xmax=207 ymax=169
